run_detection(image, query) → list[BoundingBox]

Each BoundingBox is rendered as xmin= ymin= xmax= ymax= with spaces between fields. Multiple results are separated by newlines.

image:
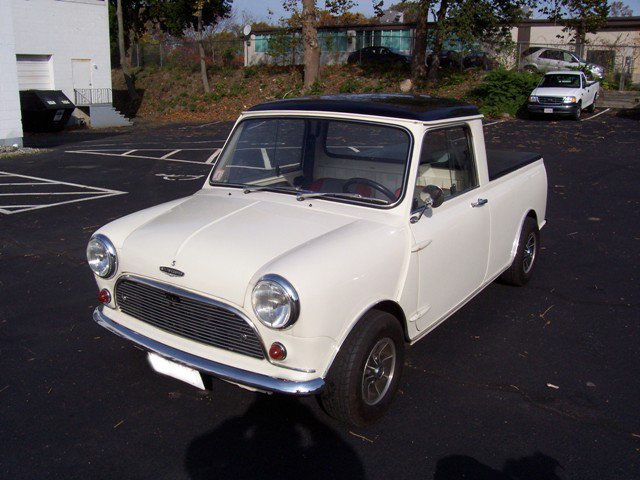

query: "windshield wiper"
xmin=296 ymin=191 xmax=389 ymax=205
xmin=242 ymin=185 xmax=298 ymax=194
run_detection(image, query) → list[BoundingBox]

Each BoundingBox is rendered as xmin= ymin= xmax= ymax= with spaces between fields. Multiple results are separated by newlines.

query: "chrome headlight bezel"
xmin=529 ymin=95 xmax=539 ymax=103
xmin=87 ymin=234 xmax=118 ymax=279
xmin=251 ymin=274 xmax=300 ymax=330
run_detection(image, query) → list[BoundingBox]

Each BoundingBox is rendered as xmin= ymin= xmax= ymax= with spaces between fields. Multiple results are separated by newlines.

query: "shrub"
xmin=469 ymin=68 xmax=540 ymax=117
xmin=308 ymin=80 xmax=324 ymax=96
xmin=339 ymin=77 xmax=361 ymax=93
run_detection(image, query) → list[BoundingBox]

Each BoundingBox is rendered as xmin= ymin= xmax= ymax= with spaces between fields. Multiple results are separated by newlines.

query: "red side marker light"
xmin=98 ymin=289 xmax=111 ymax=304
xmin=269 ymin=342 xmax=287 ymax=361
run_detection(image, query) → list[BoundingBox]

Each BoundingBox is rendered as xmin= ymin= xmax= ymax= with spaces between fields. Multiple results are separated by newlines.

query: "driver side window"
xmin=413 ymin=126 xmax=478 ymax=210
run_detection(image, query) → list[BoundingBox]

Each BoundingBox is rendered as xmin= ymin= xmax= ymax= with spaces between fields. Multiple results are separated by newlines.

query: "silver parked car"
xmin=521 ymin=47 xmax=604 ymax=79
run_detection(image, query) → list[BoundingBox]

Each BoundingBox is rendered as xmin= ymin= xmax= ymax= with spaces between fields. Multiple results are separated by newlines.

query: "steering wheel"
xmin=342 ymin=177 xmax=397 ymax=202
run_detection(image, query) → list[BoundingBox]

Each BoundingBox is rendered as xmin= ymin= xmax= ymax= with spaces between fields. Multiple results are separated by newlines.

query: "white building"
xmin=1 ymin=0 xmax=130 ymax=147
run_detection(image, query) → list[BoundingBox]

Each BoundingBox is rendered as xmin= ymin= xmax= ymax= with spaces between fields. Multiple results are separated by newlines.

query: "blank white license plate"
xmin=544 ymin=108 xmax=553 ymax=114
xmin=147 ymin=352 xmax=205 ymax=390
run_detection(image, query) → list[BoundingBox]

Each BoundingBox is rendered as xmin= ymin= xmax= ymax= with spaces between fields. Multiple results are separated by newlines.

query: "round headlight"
xmin=251 ymin=274 xmax=300 ymax=329
xmin=87 ymin=234 xmax=117 ymax=278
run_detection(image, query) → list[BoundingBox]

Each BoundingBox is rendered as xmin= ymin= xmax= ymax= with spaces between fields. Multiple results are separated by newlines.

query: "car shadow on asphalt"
xmin=184 ymin=395 xmax=365 ymax=480
xmin=433 ymin=452 xmax=562 ymax=480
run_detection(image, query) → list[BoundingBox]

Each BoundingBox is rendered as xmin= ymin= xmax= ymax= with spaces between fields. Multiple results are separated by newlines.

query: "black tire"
xmin=572 ymin=102 xmax=582 ymax=120
xmin=319 ymin=310 xmax=405 ymax=427
xmin=586 ymin=96 xmax=596 ymax=113
xmin=499 ymin=217 xmax=540 ymax=286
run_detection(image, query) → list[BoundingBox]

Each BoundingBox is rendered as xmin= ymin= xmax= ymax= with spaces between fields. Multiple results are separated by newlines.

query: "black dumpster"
xmin=19 ymin=90 xmax=75 ymax=132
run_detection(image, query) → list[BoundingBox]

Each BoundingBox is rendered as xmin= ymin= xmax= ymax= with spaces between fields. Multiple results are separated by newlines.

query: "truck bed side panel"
xmin=486 ymin=150 xmax=542 ymax=181
xmin=485 ymin=159 xmax=547 ymax=280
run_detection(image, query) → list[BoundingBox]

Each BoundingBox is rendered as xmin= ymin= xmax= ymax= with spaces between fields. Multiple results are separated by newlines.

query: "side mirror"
xmin=410 ymin=185 xmax=444 ymax=224
xmin=420 ymin=185 xmax=444 ymax=208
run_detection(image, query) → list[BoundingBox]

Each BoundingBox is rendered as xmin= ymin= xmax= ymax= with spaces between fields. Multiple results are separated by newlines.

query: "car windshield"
xmin=540 ymin=74 xmax=580 ymax=88
xmin=209 ymin=117 xmax=412 ymax=206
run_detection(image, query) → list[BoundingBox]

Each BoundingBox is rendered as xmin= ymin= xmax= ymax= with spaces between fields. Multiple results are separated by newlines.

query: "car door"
xmin=561 ymin=51 xmax=580 ymax=71
xmin=409 ymin=125 xmax=490 ymax=332
xmin=537 ymin=50 xmax=556 ymax=72
xmin=582 ymin=73 xmax=595 ymax=105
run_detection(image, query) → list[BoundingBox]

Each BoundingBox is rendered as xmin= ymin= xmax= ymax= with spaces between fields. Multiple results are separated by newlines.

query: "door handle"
xmin=471 ymin=198 xmax=488 ymax=207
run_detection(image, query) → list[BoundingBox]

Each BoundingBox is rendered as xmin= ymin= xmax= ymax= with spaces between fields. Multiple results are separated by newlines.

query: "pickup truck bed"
xmin=487 ymin=150 xmax=542 ymax=181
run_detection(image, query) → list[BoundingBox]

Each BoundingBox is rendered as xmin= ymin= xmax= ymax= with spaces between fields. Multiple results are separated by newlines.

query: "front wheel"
xmin=572 ymin=102 xmax=582 ymax=120
xmin=499 ymin=217 xmax=540 ymax=286
xmin=319 ymin=310 xmax=405 ymax=427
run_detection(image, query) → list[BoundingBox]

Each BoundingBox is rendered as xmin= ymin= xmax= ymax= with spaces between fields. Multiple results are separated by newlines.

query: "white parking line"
xmin=66 ymin=150 xmax=207 ymax=165
xmin=0 ymin=171 xmax=126 ymax=215
xmin=160 ymin=149 xmax=182 ymax=159
xmin=195 ymin=121 xmax=222 ymax=128
xmin=483 ymin=121 xmax=504 ymax=127
xmin=205 ymin=148 xmax=221 ymax=164
xmin=581 ymin=108 xmax=611 ymax=121
xmin=123 ymin=149 xmax=138 ymax=155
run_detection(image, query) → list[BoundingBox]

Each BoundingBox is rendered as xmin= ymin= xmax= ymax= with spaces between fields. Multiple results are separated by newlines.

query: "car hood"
xmin=115 ymin=191 xmax=364 ymax=306
xmin=532 ymin=86 xmax=581 ymax=97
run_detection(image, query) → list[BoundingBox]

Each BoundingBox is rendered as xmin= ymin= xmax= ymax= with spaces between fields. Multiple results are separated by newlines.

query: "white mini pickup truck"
xmin=528 ymin=70 xmax=599 ymax=120
xmin=88 ymin=94 xmax=547 ymax=426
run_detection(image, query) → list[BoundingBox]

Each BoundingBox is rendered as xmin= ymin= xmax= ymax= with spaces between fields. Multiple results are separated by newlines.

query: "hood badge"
xmin=160 ymin=266 xmax=185 ymax=277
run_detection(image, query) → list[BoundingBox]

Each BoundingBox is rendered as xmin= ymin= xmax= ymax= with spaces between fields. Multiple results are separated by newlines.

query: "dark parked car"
xmin=426 ymin=50 xmax=462 ymax=69
xmin=462 ymin=51 xmax=496 ymax=70
xmin=347 ymin=46 xmax=411 ymax=67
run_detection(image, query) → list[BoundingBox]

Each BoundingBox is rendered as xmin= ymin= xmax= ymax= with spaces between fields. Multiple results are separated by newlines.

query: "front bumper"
xmin=93 ymin=306 xmax=325 ymax=395
xmin=528 ymin=103 xmax=580 ymax=116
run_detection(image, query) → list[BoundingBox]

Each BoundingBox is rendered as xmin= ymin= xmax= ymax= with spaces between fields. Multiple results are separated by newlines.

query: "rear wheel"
xmin=319 ymin=310 xmax=405 ymax=427
xmin=499 ymin=217 xmax=540 ymax=286
xmin=586 ymin=95 xmax=597 ymax=113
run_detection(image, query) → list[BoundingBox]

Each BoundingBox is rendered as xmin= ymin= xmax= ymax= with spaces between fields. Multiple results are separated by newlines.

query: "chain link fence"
xmin=127 ymin=33 xmax=639 ymax=90
xmin=130 ymin=37 xmax=245 ymax=70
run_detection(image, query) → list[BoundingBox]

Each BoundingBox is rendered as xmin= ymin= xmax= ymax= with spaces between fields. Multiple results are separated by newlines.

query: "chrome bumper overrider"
xmin=93 ymin=306 xmax=325 ymax=395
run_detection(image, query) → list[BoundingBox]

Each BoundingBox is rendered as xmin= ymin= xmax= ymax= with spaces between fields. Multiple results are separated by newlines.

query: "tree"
xmin=393 ymin=0 xmax=529 ymax=83
xmin=148 ymin=0 xmax=232 ymax=93
xmin=116 ymin=0 xmax=137 ymax=99
xmin=109 ymin=0 xmax=148 ymax=100
xmin=609 ymin=1 xmax=633 ymax=17
xmin=540 ymin=0 xmax=609 ymax=57
xmin=283 ymin=0 xmax=354 ymax=90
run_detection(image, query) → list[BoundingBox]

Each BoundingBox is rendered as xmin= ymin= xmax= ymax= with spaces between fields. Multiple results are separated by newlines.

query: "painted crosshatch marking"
xmin=0 ymin=171 xmax=126 ymax=215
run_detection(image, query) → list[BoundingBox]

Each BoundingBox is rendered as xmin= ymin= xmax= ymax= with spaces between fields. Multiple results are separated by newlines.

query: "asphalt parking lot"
xmin=1 ymin=109 xmax=638 ymax=479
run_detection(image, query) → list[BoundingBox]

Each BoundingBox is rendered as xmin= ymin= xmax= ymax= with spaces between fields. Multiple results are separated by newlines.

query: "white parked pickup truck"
xmin=88 ymin=94 xmax=547 ymax=426
xmin=528 ymin=70 xmax=599 ymax=120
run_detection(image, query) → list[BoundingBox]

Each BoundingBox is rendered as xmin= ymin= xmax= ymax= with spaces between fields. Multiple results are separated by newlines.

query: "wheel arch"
xmin=322 ymin=299 xmax=409 ymax=377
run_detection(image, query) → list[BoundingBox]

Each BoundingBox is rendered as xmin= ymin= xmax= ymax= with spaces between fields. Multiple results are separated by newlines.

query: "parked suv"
xmin=521 ymin=47 xmax=604 ymax=79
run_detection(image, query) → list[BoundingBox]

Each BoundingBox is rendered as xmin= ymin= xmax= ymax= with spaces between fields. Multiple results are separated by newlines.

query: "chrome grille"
xmin=538 ymin=96 xmax=563 ymax=105
xmin=116 ymin=278 xmax=265 ymax=359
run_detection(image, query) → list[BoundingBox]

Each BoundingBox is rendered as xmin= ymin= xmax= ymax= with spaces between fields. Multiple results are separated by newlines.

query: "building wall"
xmin=0 ymin=1 xmax=23 ymax=147
xmin=11 ymin=0 xmax=113 ymax=112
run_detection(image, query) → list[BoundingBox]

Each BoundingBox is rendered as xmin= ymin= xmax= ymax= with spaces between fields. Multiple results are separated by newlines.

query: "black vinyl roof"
xmin=246 ymin=94 xmax=480 ymax=122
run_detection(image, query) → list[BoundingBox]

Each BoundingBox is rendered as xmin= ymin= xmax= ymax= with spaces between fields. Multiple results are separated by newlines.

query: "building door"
xmin=72 ymin=59 xmax=92 ymax=104
xmin=16 ymin=55 xmax=53 ymax=90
